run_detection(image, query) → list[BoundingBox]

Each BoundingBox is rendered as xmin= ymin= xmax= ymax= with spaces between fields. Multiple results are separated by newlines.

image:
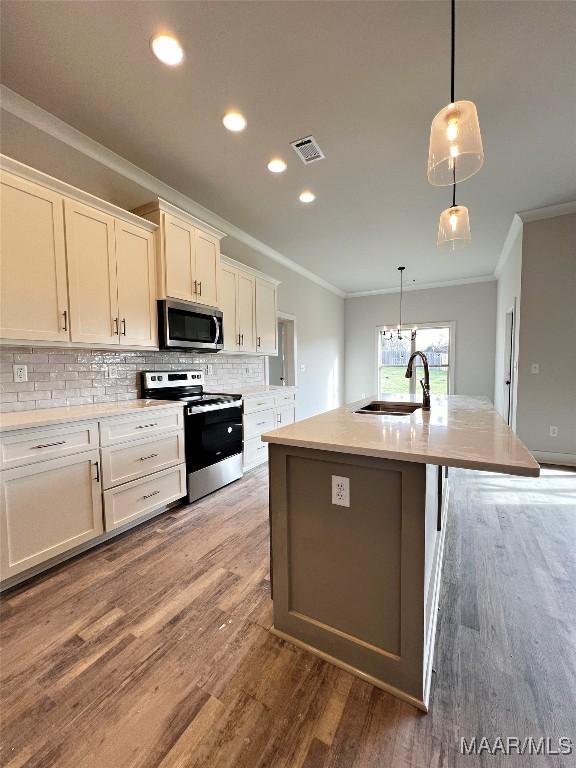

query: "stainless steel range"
xmin=141 ymin=370 xmax=243 ymax=502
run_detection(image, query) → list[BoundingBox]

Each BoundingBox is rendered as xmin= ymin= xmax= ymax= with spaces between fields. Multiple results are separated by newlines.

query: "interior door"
xmin=219 ymin=265 xmax=238 ymax=351
xmin=115 ymin=220 xmax=157 ymax=347
xmin=65 ymin=199 xmax=119 ymax=344
xmin=163 ymin=212 xmax=195 ymax=301
xmin=255 ymin=278 xmax=278 ymax=354
xmin=0 ymin=172 xmax=69 ymax=342
xmin=236 ymin=272 xmax=256 ymax=352
xmin=194 ymin=229 xmax=219 ymax=307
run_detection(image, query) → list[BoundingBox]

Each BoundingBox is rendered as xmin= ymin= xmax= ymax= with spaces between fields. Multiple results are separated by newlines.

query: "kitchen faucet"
xmin=405 ymin=351 xmax=431 ymax=410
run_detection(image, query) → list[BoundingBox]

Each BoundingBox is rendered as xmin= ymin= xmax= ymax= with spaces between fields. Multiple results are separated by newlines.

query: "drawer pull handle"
xmin=256 ymin=421 xmax=267 ymax=426
xmin=139 ymin=453 xmax=159 ymax=461
xmin=143 ymin=490 xmax=160 ymax=500
xmin=31 ymin=440 xmax=66 ymax=450
xmin=136 ymin=423 xmax=159 ymax=429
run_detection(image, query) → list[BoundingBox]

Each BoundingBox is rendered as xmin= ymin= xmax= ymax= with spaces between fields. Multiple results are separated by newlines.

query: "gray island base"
xmin=263 ymin=395 xmax=539 ymax=711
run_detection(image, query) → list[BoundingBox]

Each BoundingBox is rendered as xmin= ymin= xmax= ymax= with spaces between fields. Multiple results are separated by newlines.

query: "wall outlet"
xmin=300 ymin=364 xmax=306 ymax=373
xmin=13 ymin=364 xmax=27 ymax=383
xmin=332 ymin=475 xmax=350 ymax=507
xmin=107 ymin=365 xmax=118 ymax=379
xmin=206 ymin=364 xmax=213 ymax=376
xmin=531 ymin=363 xmax=540 ymax=374
xmin=549 ymin=425 xmax=559 ymax=438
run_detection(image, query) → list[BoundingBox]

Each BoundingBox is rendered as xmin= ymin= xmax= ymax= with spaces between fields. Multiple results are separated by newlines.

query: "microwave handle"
xmin=213 ymin=315 xmax=220 ymax=345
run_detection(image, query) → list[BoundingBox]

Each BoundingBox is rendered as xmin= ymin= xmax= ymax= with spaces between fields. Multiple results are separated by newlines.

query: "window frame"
xmin=374 ymin=320 xmax=456 ymax=398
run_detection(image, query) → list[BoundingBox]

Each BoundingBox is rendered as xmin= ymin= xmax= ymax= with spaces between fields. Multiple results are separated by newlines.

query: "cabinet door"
xmin=0 ymin=450 xmax=103 ymax=580
xmin=255 ymin=278 xmax=278 ymax=355
xmin=236 ymin=272 xmax=256 ymax=353
xmin=276 ymin=404 xmax=296 ymax=428
xmin=194 ymin=229 xmax=219 ymax=307
xmin=0 ymin=172 xmax=69 ymax=342
xmin=220 ymin=265 xmax=239 ymax=351
xmin=65 ymin=199 xmax=119 ymax=344
xmin=115 ymin=220 xmax=157 ymax=347
xmin=163 ymin=212 xmax=195 ymax=301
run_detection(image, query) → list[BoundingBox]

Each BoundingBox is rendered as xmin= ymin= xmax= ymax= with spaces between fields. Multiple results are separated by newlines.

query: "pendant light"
xmin=437 ymin=182 xmax=471 ymax=249
xmin=427 ymin=0 xmax=484 ymax=186
xmin=382 ymin=267 xmax=417 ymax=342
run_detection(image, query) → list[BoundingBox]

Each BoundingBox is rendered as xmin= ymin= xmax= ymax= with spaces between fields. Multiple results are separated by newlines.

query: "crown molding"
xmin=1 ymin=86 xmax=345 ymax=298
xmin=494 ymin=214 xmax=523 ymax=279
xmin=221 ymin=254 xmax=282 ymax=287
xmin=519 ymin=200 xmax=576 ymax=223
xmin=0 ymin=154 xmax=158 ymax=231
xmin=346 ymin=273 xmax=496 ymax=298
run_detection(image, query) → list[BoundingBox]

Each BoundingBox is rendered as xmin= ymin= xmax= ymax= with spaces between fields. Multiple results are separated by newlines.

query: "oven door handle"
xmin=187 ymin=401 xmax=240 ymax=416
xmin=213 ymin=315 xmax=220 ymax=346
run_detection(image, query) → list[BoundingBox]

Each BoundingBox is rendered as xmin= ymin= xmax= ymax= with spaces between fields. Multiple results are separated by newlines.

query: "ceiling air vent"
xmin=290 ymin=135 xmax=325 ymax=164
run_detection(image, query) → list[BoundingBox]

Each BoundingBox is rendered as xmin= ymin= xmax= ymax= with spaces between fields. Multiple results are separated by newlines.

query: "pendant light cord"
xmin=451 ymin=0 xmax=456 ymax=208
xmin=451 ymin=0 xmax=455 ymax=104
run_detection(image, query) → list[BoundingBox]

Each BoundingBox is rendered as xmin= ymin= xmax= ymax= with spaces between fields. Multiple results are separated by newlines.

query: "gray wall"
xmin=1 ymin=111 xmax=345 ymax=420
xmin=493 ymin=222 xmax=523 ymax=423
xmin=345 ymin=282 xmax=497 ymax=403
xmin=515 ymin=213 xmax=576 ymax=459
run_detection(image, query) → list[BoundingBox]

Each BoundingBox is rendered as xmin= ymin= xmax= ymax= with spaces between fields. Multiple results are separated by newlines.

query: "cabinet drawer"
xmin=0 ymin=450 xmax=103 ymax=580
xmin=274 ymin=391 xmax=296 ymax=407
xmin=103 ymin=463 xmax=186 ymax=531
xmin=0 ymin=422 xmax=99 ymax=470
xmin=100 ymin=430 xmax=185 ymax=490
xmin=243 ymin=395 xmax=276 ymax=414
xmin=244 ymin=409 xmax=276 ymax=440
xmin=243 ymin=436 xmax=268 ymax=468
xmin=100 ymin=408 xmax=183 ymax=446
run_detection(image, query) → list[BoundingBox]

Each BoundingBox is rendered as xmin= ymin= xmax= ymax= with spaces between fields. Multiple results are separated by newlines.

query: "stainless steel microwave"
xmin=158 ymin=299 xmax=224 ymax=352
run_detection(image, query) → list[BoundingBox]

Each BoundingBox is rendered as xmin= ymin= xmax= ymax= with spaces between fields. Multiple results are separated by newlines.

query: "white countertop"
xmin=228 ymin=385 xmax=296 ymax=397
xmin=262 ymin=394 xmax=540 ymax=477
xmin=0 ymin=399 xmax=183 ymax=433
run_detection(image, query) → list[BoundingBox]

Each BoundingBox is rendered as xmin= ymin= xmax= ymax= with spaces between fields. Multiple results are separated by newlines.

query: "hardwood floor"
xmin=1 ymin=465 xmax=575 ymax=767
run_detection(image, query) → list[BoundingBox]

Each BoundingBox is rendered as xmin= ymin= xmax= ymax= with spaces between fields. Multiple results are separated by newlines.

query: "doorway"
xmin=268 ymin=313 xmax=297 ymax=387
xmin=503 ymin=302 xmax=516 ymax=427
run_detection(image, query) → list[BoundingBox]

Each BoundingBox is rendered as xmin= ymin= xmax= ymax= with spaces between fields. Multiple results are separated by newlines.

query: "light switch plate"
xmin=332 ymin=475 xmax=350 ymax=507
xmin=531 ymin=363 xmax=540 ymax=374
xmin=13 ymin=364 xmax=27 ymax=383
xmin=549 ymin=425 xmax=559 ymax=437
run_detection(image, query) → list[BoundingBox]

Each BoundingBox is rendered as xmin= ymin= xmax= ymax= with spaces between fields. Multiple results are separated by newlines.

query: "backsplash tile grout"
xmin=0 ymin=347 xmax=266 ymax=412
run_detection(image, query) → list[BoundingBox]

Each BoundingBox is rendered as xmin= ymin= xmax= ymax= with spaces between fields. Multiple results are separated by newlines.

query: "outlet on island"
xmin=331 ymin=475 xmax=350 ymax=507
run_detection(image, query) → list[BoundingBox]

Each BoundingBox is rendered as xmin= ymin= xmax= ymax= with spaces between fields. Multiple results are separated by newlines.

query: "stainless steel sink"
xmin=355 ymin=401 xmax=422 ymax=416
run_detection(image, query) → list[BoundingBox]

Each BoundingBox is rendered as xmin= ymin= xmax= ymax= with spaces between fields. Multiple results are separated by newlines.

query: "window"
xmin=377 ymin=324 xmax=453 ymax=398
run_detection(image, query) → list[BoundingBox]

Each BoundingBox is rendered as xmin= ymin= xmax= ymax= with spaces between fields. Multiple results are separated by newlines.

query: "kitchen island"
xmin=261 ymin=394 xmax=539 ymax=711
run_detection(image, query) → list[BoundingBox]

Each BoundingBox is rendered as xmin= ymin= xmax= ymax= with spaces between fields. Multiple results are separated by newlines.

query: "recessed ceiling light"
xmin=150 ymin=34 xmax=184 ymax=67
xmin=222 ymin=111 xmax=247 ymax=132
xmin=267 ymin=158 xmax=287 ymax=174
xmin=299 ymin=190 xmax=316 ymax=204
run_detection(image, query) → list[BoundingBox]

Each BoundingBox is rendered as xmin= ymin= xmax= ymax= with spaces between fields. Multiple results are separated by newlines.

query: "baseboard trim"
xmin=533 ymin=451 xmax=576 ymax=467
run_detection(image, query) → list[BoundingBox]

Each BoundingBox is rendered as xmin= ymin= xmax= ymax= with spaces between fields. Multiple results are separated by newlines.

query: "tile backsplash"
xmin=0 ymin=347 xmax=266 ymax=412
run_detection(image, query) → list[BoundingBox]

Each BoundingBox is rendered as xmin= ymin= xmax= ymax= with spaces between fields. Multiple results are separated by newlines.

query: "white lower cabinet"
xmin=103 ymin=464 xmax=186 ymax=531
xmin=0 ymin=450 xmax=103 ymax=579
xmin=242 ymin=389 xmax=297 ymax=470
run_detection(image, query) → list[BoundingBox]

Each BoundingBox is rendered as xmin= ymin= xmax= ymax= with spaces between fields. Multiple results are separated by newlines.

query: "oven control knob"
xmin=227 ymin=427 xmax=232 ymax=433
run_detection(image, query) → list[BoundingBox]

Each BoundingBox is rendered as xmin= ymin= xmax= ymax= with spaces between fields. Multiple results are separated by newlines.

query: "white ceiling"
xmin=1 ymin=1 xmax=575 ymax=293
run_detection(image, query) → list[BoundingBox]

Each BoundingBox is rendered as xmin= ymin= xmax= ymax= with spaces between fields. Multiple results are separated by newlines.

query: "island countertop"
xmin=261 ymin=394 xmax=540 ymax=477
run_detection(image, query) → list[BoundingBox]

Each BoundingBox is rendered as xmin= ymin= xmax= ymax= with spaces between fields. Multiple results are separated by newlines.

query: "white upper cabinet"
xmin=0 ymin=157 xmax=158 ymax=349
xmin=65 ymin=199 xmax=119 ymax=345
xmin=115 ymin=220 xmax=157 ymax=347
xmin=219 ymin=256 xmax=280 ymax=356
xmin=237 ymin=272 xmax=257 ymax=353
xmin=133 ymin=199 xmax=226 ymax=309
xmin=255 ymin=278 xmax=278 ymax=355
xmin=0 ymin=171 xmax=70 ymax=342
xmin=220 ymin=263 xmax=239 ymax=352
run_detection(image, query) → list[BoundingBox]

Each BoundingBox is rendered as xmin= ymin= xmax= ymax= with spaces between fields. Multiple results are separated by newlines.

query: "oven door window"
xmin=167 ymin=307 xmax=216 ymax=345
xmin=186 ymin=406 xmax=243 ymax=472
